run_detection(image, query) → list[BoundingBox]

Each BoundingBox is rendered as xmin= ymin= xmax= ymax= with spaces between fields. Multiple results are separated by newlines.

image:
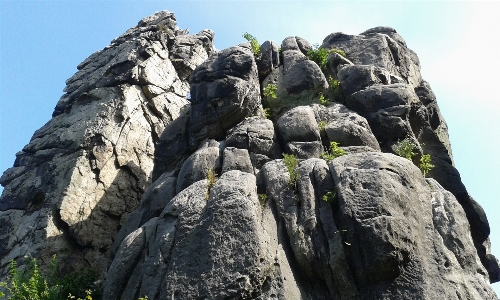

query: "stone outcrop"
xmin=0 ymin=11 xmax=213 ymax=277
xmin=1 ymin=11 xmax=498 ymax=300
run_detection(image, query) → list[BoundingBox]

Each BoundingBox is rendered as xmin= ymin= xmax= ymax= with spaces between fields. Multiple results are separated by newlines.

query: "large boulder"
xmin=345 ymin=83 xmax=420 ymax=150
xmin=188 ymin=44 xmax=261 ymax=146
xmin=277 ymin=106 xmax=322 ymax=159
xmin=322 ymin=27 xmax=422 ymax=87
xmin=328 ymin=152 xmax=496 ymax=298
xmin=225 ymin=116 xmax=281 ymax=170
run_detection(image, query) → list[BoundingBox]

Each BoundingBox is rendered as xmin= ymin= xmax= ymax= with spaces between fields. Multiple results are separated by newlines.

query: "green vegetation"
xmin=307 ymin=44 xmax=329 ymax=70
xmin=318 ymin=121 xmax=327 ymax=131
xmin=394 ymin=138 xmax=435 ymax=178
xmin=329 ymin=48 xmax=346 ymax=58
xmin=206 ymin=169 xmax=218 ymax=200
xmin=320 ymin=142 xmax=346 ymax=162
xmin=0 ymin=256 xmax=100 ymax=300
xmin=318 ymin=93 xmax=329 ymax=106
xmin=242 ymin=32 xmax=261 ymax=57
xmin=258 ymin=194 xmax=268 ymax=206
xmin=328 ymin=76 xmax=342 ymax=99
xmin=282 ymin=153 xmax=299 ymax=187
xmin=394 ymin=137 xmax=417 ymax=161
xmin=307 ymin=44 xmax=347 ymax=71
xmin=263 ymin=83 xmax=277 ymax=99
xmin=262 ymin=108 xmax=272 ymax=119
xmin=322 ymin=191 xmax=337 ymax=202
xmin=419 ymin=154 xmax=435 ymax=177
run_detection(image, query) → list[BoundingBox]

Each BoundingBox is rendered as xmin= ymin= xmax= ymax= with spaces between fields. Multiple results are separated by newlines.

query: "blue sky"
xmin=1 ymin=1 xmax=499 ymax=293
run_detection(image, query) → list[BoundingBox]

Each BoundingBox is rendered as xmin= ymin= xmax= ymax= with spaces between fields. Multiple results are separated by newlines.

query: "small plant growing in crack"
xmin=318 ymin=120 xmax=327 ymax=132
xmin=262 ymin=108 xmax=272 ymax=119
xmin=322 ymin=190 xmax=337 ymax=202
xmin=394 ymin=137 xmax=417 ymax=161
xmin=328 ymin=76 xmax=342 ymax=100
xmin=263 ymin=83 xmax=277 ymax=100
xmin=258 ymin=193 xmax=268 ymax=206
xmin=282 ymin=153 xmax=299 ymax=188
xmin=419 ymin=154 xmax=435 ymax=177
xmin=206 ymin=169 xmax=218 ymax=200
xmin=320 ymin=141 xmax=346 ymax=162
xmin=318 ymin=93 xmax=330 ymax=106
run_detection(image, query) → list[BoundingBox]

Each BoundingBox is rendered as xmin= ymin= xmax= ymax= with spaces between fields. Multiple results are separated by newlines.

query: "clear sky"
xmin=1 ymin=0 xmax=499 ymax=294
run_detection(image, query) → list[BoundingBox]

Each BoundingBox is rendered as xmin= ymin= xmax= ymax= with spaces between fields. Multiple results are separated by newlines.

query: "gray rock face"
xmin=277 ymin=106 xmax=322 ymax=159
xmin=188 ymin=45 xmax=261 ymax=146
xmin=104 ymin=170 xmax=302 ymax=299
xmin=1 ymin=12 xmax=498 ymax=300
xmin=257 ymin=40 xmax=280 ymax=80
xmin=312 ymin=103 xmax=380 ymax=150
xmin=153 ymin=44 xmax=262 ymax=181
xmin=329 ymin=152 xmax=496 ymax=299
xmin=346 ymin=83 xmax=419 ymax=149
xmin=0 ymin=11 xmax=213 ymax=277
xmin=261 ymin=37 xmax=328 ymax=118
xmin=322 ymin=27 xmax=422 ymax=87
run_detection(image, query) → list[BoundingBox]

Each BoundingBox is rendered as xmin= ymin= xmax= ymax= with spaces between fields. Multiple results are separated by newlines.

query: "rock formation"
xmin=1 ymin=12 xmax=498 ymax=300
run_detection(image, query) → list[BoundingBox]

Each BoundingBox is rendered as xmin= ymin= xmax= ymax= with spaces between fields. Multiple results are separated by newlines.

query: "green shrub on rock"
xmin=394 ymin=138 xmax=417 ymax=161
xmin=242 ymin=32 xmax=261 ymax=57
xmin=307 ymin=44 xmax=329 ymax=70
xmin=263 ymin=83 xmax=277 ymax=99
xmin=320 ymin=142 xmax=346 ymax=162
xmin=307 ymin=45 xmax=346 ymax=71
xmin=419 ymin=154 xmax=435 ymax=177
xmin=282 ymin=153 xmax=299 ymax=187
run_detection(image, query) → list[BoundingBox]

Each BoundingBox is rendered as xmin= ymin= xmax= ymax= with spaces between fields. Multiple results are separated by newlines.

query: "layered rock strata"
xmin=1 ymin=12 xmax=498 ymax=300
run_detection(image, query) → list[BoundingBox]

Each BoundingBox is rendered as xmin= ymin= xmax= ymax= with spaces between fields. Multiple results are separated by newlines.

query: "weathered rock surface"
xmin=322 ymin=27 xmax=422 ymax=87
xmin=0 ymin=11 xmax=213 ymax=277
xmin=261 ymin=37 xmax=328 ymax=118
xmin=1 ymin=12 xmax=498 ymax=300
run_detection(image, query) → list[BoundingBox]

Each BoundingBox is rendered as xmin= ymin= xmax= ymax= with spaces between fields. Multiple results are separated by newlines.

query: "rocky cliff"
xmin=1 ymin=11 xmax=499 ymax=299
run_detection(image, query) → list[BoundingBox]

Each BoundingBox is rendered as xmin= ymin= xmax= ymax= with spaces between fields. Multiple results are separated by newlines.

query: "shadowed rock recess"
xmin=0 ymin=11 xmax=498 ymax=299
